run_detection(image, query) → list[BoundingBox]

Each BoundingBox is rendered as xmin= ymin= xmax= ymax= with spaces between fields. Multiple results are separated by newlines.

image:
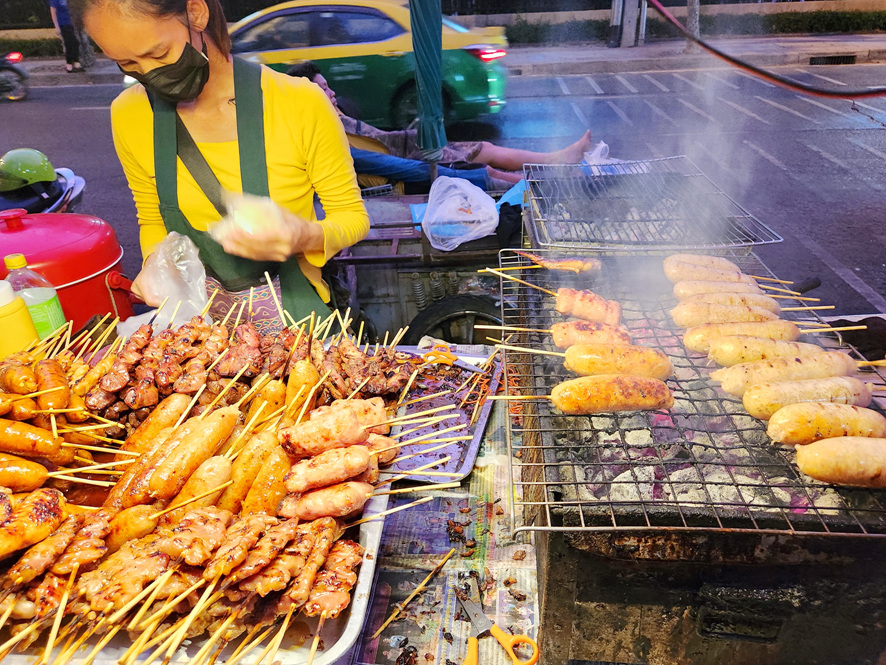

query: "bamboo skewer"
xmin=264 ymin=271 xmax=286 ymax=324
xmin=347 ymin=376 xmax=372 ymax=401
xmin=150 ymin=480 xmax=233 ymax=520
xmin=399 ymin=388 xmax=455 ymax=407
xmin=60 ymin=442 xmax=140 ymax=456
xmin=198 ymin=365 xmax=249 ymax=419
xmin=375 ymin=456 xmax=452 ymax=487
xmin=389 ymin=441 xmax=459 ymax=464
xmin=750 ymin=275 xmax=793 ymax=284
xmin=303 ymin=611 xmax=328 ymax=665
xmin=369 ymin=549 xmax=456 ymax=640
xmin=189 ymin=606 xmax=243 ymax=665
xmin=392 ymin=421 xmax=467 ymax=443
xmin=389 ymin=325 xmax=409 ymax=353
xmin=257 ymin=604 xmax=297 ymax=665
xmin=47 ymin=458 xmax=136 ymax=478
xmin=39 ymin=564 xmax=78 ymax=665
xmin=759 ymin=284 xmax=802 ymax=295
xmin=496 ymin=343 xmax=565 ymax=358
xmin=800 ymin=325 xmax=868 ymax=334
xmin=367 ymin=404 xmax=456 ymax=430
xmin=50 ymin=475 xmax=115 ymax=487
xmin=373 ymin=481 xmax=461 ymax=496
xmin=200 ymin=288 xmax=220 ymax=318
xmin=224 ymin=405 xmax=267 ymax=460
xmin=780 ymin=305 xmax=835 ymax=311
xmin=481 ymin=268 xmax=557 ymax=296
xmin=173 ymin=384 xmax=206 ymax=429
xmin=126 ymin=568 xmax=177 ymax=630
xmin=225 ymin=625 xmax=275 ymax=665
xmin=390 ymin=413 xmax=460 ymax=437
xmin=347 ymin=495 xmax=434 ymax=527
xmin=166 ymin=300 xmax=183 ymax=328
xmin=396 ymin=369 xmax=420 ymax=406
xmin=205 ymin=347 xmax=230 ymax=374
xmin=135 ymin=577 xmax=207 ymax=631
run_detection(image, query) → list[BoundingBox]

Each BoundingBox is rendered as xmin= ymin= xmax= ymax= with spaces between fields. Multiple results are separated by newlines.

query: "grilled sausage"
xmin=34 ymin=359 xmax=70 ymax=411
xmin=367 ymin=433 xmax=399 ymax=465
xmin=320 ymin=397 xmax=390 ymax=435
xmin=72 ymin=350 xmax=116 ymax=397
xmin=148 ymin=405 xmax=240 ymax=500
xmin=683 ymin=321 xmax=800 ymax=354
xmin=710 ymin=351 xmax=859 ymax=396
xmin=284 ymin=446 xmax=371 ymax=495
xmin=115 ymin=393 xmax=192 ymax=459
xmin=284 ymin=481 xmax=373 ymax=521
xmin=550 ymin=321 xmax=632 ymax=349
xmin=0 ymin=418 xmax=63 ymax=458
xmin=563 ymin=344 xmax=673 ymax=380
xmin=742 ymin=377 xmax=873 ymax=420
xmin=247 ymin=379 xmax=286 ymax=428
xmin=663 ymin=261 xmax=758 ymax=286
xmin=241 ymin=446 xmax=290 ymax=516
xmin=160 ymin=455 xmax=232 ymax=525
xmin=9 ymin=397 xmax=37 ymax=421
xmin=282 ymin=359 xmax=321 ymax=427
xmin=105 ymin=504 xmax=160 ymax=554
xmin=0 ymin=362 xmax=38 ymax=395
xmin=0 ymin=392 xmax=15 ymax=417
xmin=707 ymin=335 xmax=823 ymax=367
xmin=0 ymin=452 xmax=48 ymax=492
xmin=0 ymin=488 xmax=66 ymax=560
xmin=555 ymin=288 xmax=622 ymax=326
xmin=550 ymin=374 xmax=674 ymax=415
xmin=767 ymin=403 xmax=886 ymax=446
xmin=64 ymin=392 xmax=89 ymax=423
xmin=796 ymin=437 xmax=886 ymax=487
xmin=108 ymin=424 xmax=191 ymax=510
xmin=670 ymin=302 xmax=778 ymax=329
xmin=279 ymin=408 xmax=367 ymax=459
xmin=664 ymin=254 xmax=741 ymax=273
xmin=684 ymin=292 xmax=781 ymax=314
xmin=217 ymin=431 xmax=280 ymax=514
xmin=674 ymin=280 xmax=765 ymax=300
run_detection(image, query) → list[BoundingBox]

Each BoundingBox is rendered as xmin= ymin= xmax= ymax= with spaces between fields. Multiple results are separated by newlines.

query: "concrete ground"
xmin=16 ymin=33 xmax=886 ymax=86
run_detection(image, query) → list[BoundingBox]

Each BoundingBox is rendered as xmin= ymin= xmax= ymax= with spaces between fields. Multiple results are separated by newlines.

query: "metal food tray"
xmin=383 ymin=346 xmax=502 ymax=484
xmin=522 ymin=156 xmax=782 ymax=251
xmin=4 ymin=493 xmax=389 ymax=665
xmin=497 ymin=248 xmax=886 ymax=539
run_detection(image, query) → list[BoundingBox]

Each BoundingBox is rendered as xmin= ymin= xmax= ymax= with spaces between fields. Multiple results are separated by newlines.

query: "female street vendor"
xmin=73 ymin=0 xmax=369 ymax=330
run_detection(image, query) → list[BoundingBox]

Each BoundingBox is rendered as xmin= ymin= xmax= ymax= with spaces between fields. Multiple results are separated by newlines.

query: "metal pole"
xmin=638 ymin=0 xmax=647 ymax=45
xmin=608 ymin=0 xmax=624 ymax=48
xmin=686 ymin=0 xmax=700 ymax=53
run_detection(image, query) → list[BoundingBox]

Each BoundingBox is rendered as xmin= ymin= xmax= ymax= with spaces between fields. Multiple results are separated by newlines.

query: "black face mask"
xmin=122 ymin=38 xmax=209 ymax=103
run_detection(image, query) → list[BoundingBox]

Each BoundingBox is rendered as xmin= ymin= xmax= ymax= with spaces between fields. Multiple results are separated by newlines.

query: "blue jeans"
xmin=350 ymin=148 xmax=489 ymax=191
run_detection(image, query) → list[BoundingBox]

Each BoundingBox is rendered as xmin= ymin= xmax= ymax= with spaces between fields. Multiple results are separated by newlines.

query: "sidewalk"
xmin=20 ymin=33 xmax=886 ymax=87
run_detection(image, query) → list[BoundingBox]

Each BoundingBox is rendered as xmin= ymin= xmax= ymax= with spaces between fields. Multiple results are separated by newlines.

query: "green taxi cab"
xmin=229 ymin=0 xmax=507 ymax=128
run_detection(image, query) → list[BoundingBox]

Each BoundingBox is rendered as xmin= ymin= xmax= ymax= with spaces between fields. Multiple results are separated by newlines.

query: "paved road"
xmin=4 ymin=62 xmax=886 ymax=315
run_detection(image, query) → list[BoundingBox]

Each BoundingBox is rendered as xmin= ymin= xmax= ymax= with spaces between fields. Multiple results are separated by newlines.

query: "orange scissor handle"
xmin=422 ymin=343 xmax=458 ymax=366
xmin=460 ymin=635 xmax=479 ymax=665
xmin=490 ymin=624 xmax=540 ymax=665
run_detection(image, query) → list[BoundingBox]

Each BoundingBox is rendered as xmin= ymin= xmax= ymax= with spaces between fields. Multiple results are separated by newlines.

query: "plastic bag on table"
xmin=117 ymin=232 xmax=208 ymax=337
xmin=207 ymin=191 xmax=286 ymax=245
xmin=421 ymin=176 xmax=498 ymax=252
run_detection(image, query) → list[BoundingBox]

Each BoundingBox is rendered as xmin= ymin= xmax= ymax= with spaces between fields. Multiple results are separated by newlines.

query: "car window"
xmin=310 ymin=9 xmax=405 ymax=47
xmin=231 ymin=13 xmax=310 ymax=53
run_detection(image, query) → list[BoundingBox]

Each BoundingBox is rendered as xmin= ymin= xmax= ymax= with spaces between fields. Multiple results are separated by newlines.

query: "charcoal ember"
xmin=396 ymin=646 xmax=418 ymax=665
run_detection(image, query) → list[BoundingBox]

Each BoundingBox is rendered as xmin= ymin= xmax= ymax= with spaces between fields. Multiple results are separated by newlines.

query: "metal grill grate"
xmin=522 ymin=157 xmax=782 ymax=251
xmin=499 ymin=249 xmax=886 ymax=539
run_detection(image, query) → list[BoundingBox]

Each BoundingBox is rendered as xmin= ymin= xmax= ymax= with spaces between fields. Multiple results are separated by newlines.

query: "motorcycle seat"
xmin=0 ymin=177 xmax=65 ymax=213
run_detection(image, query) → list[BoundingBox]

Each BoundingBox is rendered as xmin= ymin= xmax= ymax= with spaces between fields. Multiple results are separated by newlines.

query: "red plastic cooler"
xmin=0 ymin=208 xmax=135 ymax=332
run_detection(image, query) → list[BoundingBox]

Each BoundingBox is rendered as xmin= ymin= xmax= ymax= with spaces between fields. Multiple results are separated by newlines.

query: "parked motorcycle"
xmin=0 ymin=51 xmax=28 ymax=102
xmin=0 ymin=149 xmax=86 ymax=213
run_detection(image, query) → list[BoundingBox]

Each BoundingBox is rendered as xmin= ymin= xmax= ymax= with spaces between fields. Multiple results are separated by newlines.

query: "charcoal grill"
xmin=496 ymin=249 xmax=886 ymax=665
xmin=522 ymin=157 xmax=782 ymax=251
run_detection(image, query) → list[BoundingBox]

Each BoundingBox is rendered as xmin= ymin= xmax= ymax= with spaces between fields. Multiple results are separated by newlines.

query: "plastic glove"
xmin=210 ymin=192 xmax=313 ymax=263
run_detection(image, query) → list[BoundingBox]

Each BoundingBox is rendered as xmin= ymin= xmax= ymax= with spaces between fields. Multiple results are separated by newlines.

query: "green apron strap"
xmin=152 ymin=58 xmax=330 ymax=322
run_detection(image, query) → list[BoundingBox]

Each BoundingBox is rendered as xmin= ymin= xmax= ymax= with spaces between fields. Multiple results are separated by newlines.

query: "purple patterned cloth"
xmin=204 ymin=275 xmax=288 ymax=336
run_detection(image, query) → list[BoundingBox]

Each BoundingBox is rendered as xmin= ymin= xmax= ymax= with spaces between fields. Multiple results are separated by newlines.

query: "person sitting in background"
xmin=287 ymin=61 xmax=592 ymax=172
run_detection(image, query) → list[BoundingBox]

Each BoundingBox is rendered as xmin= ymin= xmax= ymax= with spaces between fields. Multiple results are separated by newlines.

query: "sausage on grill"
xmin=710 ymin=351 xmax=859 ymax=396
xmin=550 ymin=321 xmax=632 ymax=349
xmin=742 ymin=377 xmax=873 ymax=420
xmin=670 ymin=302 xmax=778 ymax=329
xmin=673 ymin=280 xmax=765 ymax=300
xmin=555 ymin=289 xmax=622 ymax=326
xmin=663 ymin=261 xmax=759 ymax=286
xmin=550 ymin=374 xmax=674 ymax=415
xmin=683 ymin=321 xmax=800 ymax=354
xmin=564 ymin=344 xmax=673 ymax=380
xmin=664 ymin=254 xmax=741 ymax=273
xmin=796 ymin=437 xmax=886 ymax=487
xmin=707 ymin=335 xmax=823 ymax=367
xmin=684 ymin=292 xmax=781 ymax=314
xmin=767 ymin=402 xmax=886 ymax=445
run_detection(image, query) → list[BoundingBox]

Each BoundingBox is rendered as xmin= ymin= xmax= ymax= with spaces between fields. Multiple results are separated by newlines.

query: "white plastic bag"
xmin=118 ymin=232 xmax=208 ymax=337
xmin=422 ymin=176 xmax=498 ymax=252
xmin=208 ymin=191 xmax=286 ymax=245
xmin=582 ymin=141 xmax=648 ymax=175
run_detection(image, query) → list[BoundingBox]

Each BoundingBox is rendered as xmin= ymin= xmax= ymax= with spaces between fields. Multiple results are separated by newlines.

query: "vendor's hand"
xmin=216 ymin=198 xmax=324 ymax=262
xmin=130 ymin=270 xmax=161 ymax=307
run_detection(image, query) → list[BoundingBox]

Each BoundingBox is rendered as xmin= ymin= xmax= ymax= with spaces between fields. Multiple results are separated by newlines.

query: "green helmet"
xmin=0 ymin=149 xmax=56 ymax=192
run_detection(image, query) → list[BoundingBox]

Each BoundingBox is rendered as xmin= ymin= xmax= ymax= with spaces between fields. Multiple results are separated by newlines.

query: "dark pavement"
xmin=3 ymin=59 xmax=886 ymax=316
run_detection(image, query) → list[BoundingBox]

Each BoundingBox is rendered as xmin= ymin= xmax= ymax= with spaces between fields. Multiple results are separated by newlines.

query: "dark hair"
xmin=286 ymin=61 xmax=321 ymax=81
xmin=71 ymin=0 xmax=231 ymax=59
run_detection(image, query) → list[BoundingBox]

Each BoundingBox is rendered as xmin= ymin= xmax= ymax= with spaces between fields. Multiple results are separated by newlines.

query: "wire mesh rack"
xmin=522 ymin=156 xmax=782 ymax=251
xmin=498 ymin=248 xmax=886 ymax=539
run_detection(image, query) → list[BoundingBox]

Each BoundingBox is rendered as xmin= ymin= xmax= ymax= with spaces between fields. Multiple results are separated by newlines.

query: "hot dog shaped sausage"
xmin=710 ymin=351 xmax=858 ymax=396
xmin=684 ymin=292 xmax=781 ymax=314
xmin=670 ymin=302 xmax=778 ymax=329
xmin=0 ymin=418 xmax=63 ymax=458
xmin=673 ymin=280 xmax=765 ymax=300
xmin=550 ymin=375 xmax=674 ymax=415
xmin=707 ymin=335 xmax=823 ymax=367
xmin=0 ymin=453 xmax=48 ymax=492
xmin=160 ymin=455 xmax=232 ymax=526
xmin=217 ymin=432 xmax=280 ymax=514
xmin=663 ymin=261 xmax=758 ymax=285
xmin=664 ymin=254 xmax=741 ymax=273
xmin=550 ymin=321 xmax=632 ymax=349
xmin=555 ymin=289 xmax=622 ymax=326
xmin=796 ymin=437 xmax=886 ymax=487
xmin=116 ymin=393 xmax=192 ymax=459
xmin=283 ymin=481 xmax=374 ymax=521
xmin=241 ymin=446 xmax=291 ymax=516
xmin=684 ymin=321 xmax=800 ymax=353
xmin=742 ymin=377 xmax=873 ymax=420
xmin=767 ymin=402 xmax=886 ymax=445
xmin=35 ymin=359 xmax=70 ymax=411
xmin=284 ymin=446 xmax=372 ymax=495
xmin=564 ymin=344 xmax=673 ymax=380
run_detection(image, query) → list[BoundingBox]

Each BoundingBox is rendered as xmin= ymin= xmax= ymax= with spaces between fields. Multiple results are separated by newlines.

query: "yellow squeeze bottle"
xmin=0 ymin=279 xmax=38 ymax=358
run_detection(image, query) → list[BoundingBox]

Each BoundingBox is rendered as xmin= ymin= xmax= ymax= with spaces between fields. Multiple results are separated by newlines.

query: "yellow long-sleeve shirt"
xmin=110 ymin=66 xmax=368 ymax=301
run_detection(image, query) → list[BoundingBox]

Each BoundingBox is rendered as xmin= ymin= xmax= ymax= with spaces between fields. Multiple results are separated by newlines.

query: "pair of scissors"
xmin=457 ymin=592 xmax=539 ymax=665
xmin=422 ymin=343 xmax=485 ymax=374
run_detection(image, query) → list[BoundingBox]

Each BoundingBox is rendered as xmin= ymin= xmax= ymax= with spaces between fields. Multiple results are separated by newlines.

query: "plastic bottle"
xmin=0 ymin=279 xmax=39 ymax=357
xmin=3 ymin=253 xmax=66 ymax=340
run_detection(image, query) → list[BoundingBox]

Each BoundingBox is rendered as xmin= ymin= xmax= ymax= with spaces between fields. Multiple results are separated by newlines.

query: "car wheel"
xmin=403 ymin=295 xmax=501 ymax=346
xmin=391 ymin=83 xmax=452 ymax=130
